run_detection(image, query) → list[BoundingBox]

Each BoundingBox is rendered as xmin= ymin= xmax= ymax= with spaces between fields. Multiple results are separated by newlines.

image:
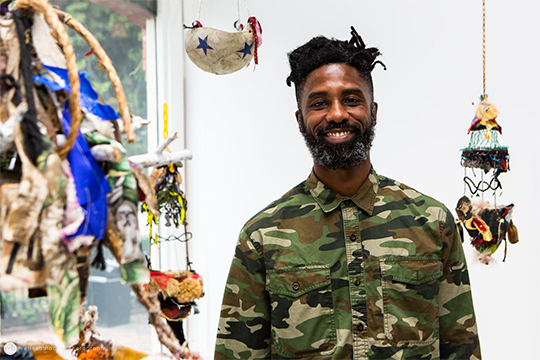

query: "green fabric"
xmin=120 ymin=259 xmax=150 ymax=284
xmin=47 ymin=268 xmax=81 ymax=345
xmin=83 ymin=132 xmax=138 ymax=204
xmin=215 ymin=168 xmax=481 ymax=360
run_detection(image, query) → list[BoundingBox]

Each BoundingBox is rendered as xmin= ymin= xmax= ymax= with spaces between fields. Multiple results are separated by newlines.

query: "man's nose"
xmin=327 ymin=100 xmax=348 ymax=123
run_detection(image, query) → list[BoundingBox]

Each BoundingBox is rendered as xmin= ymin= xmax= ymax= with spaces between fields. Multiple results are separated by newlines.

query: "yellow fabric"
xmin=27 ymin=342 xmax=65 ymax=360
xmin=112 ymin=344 xmax=147 ymax=360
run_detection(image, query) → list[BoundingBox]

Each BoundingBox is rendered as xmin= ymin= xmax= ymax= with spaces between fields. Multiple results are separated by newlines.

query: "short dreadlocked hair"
xmin=286 ymin=27 xmax=386 ymax=107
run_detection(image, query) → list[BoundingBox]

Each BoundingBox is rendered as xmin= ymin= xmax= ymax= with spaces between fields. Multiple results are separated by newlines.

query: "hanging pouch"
xmin=185 ymin=17 xmax=262 ymax=75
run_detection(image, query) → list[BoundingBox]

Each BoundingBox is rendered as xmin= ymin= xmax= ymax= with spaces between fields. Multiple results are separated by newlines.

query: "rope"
xmin=482 ymin=0 xmax=486 ymax=95
xmin=56 ymin=9 xmax=136 ymax=143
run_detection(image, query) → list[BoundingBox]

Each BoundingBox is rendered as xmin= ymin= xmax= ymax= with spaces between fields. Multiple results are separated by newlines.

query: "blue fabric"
xmin=33 ymin=65 xmax=120 ymax=121
xmin=61 ymin=102 xmax=109 ymax=240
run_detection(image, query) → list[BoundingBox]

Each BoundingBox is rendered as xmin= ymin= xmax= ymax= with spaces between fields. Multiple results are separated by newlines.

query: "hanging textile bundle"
xmin=461 ymin=95 xmax=509 ymax=180
xmin=456 ymin=196 xmax=518 ymax=265
xmin=147 ymin=270 xmax=204 ymax=345
xmin=185 ymin=16 xmax=262 ymax=75
xmin=145 ymin=162 xmax=186 ymax=229
xmin=457 ymin=0 xmax=518 ymax=265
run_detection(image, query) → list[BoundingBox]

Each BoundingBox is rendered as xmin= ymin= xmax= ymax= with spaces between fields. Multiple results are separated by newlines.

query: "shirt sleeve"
xmin=439 ymin=208 xmax=482 ymax=360
xmin=214 ymin=229 xmax=271 ymax=360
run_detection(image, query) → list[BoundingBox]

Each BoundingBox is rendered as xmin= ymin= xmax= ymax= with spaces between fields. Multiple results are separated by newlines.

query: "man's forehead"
xmin=302 ymin=63 xmax=370 ymax=93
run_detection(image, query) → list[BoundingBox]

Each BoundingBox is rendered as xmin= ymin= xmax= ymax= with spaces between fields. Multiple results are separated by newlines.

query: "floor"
xmin=0 ymin=312 xmax=153 ymax=359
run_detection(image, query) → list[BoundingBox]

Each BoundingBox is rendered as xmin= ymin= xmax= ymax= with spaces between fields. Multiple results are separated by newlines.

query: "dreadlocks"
xmin=286 ymin=26 xmax=386 ymax=105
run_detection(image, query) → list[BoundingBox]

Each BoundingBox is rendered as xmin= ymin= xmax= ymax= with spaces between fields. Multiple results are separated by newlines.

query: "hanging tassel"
xmin=247 ymin=17 xmax=262 ymax=65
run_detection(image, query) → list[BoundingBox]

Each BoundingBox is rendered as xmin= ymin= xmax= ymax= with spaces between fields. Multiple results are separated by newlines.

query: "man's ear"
xmin=372 ymin=102 xmax=378 ymax=126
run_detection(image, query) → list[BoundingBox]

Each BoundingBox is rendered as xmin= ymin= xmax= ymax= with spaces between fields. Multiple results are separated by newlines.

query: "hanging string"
xmin=244 ymin=0 xmax=251 ymax=18
xmin=197 ymin=0 xmax=203 ymax=21
xmin=494 ymin=175 xmax=497 ymax=208
xmin=464 ymin=167 xmax=467 ymax=196
xmin=482 ymin=0 xmax=486 ymax=95
xmin=481 ymin=171 xmax=484 ymax=201
xmin=236 ymin=0 xmax=241 ymax=27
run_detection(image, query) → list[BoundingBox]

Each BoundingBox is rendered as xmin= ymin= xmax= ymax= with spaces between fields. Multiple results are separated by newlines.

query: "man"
xmin=215 ymin=28 xmax=481 ymax=360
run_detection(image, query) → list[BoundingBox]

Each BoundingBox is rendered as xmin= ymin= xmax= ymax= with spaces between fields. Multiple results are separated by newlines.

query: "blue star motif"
xmin=237 ymin=42 xmax=253 ymax=59
xmin=197 ymin=36 xmax=214 ymax=56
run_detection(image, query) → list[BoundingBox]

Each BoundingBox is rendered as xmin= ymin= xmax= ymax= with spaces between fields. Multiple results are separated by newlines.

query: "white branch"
xmin=128 ymin=133 xmax=192 ymax=168
xmin=128 ymin=149 xmax=192 ymax=168
xmin=155 ymin=132 xmax=178 ymax=154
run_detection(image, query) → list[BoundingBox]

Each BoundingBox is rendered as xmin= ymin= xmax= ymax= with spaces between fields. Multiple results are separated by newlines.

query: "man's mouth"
xmin=325 ymin=130 xmax=352 ymax=138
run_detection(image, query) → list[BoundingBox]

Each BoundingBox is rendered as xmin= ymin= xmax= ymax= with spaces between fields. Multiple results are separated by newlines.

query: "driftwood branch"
xmin=128 ymin=133 xmax=193 ymax=168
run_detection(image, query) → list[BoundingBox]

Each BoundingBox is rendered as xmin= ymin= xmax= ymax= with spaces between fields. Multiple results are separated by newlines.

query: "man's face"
xmin=296 ymin=63 xmax=377 ymax=170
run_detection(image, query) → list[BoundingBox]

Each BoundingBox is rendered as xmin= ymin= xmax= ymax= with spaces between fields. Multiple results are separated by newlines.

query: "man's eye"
xmin=311 ymin=101 xmax=326 ymax=108
xmin=344 ymin=97 xmax=360 ymax=104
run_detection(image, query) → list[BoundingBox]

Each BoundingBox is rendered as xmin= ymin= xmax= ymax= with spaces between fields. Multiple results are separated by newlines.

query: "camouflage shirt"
xmin=215 ymin=168 xmax=481 ymax=360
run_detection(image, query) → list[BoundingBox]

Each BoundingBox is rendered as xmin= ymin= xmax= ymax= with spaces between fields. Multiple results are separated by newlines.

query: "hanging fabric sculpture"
xmin=184 ymin=0 xmax=262 ymax=74
xmin=457 ymin=0 xmax=518 ymax=265
xmin=147 ymin=270 xmax=204 ymax=345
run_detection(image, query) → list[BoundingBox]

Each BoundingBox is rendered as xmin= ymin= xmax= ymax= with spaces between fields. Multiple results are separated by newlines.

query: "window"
xmin=0 ymin=0 xmax=156 ymax=354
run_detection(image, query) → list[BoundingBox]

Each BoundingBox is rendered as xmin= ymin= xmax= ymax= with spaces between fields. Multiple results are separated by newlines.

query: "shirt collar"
xmin=306 ymin=167 xmax=379 ymax=215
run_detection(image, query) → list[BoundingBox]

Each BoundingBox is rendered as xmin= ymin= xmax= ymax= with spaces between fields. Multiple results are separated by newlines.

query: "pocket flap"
xmin=381 ymin=258 xmax=442 ymax=285
xmin=266 ymin=265 xmax=330 ymax=297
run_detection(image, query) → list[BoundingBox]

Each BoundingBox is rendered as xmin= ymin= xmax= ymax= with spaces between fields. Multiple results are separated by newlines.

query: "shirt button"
xmin=357 ymin=323 xmax=364 ymax=331
xmin=292 ymin=282 xmax=300 ymax=291
xmin=350 ymin=234 xmax=356 ymax=241
xmin=344 ymin=200 xmax=351 ymax=206
xmin=354 ymin=278 xmax=361 ymax=286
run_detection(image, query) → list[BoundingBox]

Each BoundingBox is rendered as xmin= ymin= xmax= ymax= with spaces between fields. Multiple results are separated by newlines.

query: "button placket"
xmin=341 ymin=198 xmax=368 ymax=358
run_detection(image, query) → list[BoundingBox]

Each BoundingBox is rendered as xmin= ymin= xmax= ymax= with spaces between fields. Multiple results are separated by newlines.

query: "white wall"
xmin=157 ymin=1 xmax=539 ymax=359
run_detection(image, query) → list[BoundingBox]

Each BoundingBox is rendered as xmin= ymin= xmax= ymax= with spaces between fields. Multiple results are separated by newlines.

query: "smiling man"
xmin=215 ymin=29 xmax=481 ymax=360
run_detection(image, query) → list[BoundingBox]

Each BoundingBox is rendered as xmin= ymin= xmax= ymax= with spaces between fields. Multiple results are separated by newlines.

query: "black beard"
xmin=299 ymin=114 xmax=376 ymax=171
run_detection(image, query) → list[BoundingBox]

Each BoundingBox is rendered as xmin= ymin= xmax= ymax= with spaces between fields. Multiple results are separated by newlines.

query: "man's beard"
xmin=299 ymin=112 xmax=376 ymax=171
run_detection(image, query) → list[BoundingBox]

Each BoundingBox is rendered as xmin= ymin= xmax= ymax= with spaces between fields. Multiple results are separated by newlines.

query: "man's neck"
xmin=313 ymin=157 xmax=372 ymax=197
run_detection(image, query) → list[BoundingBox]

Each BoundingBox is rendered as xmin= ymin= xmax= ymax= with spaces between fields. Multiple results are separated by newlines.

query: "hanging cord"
xmin=236 ymin=0 xmax=241 ymax=28
xmin=463 ymin=175 xmax=502 ymax=195
xmin=196 ymin=0 xmax=203 ymax=21
xmin=244 ymin=0 xmax=251 ymax=18
xmin=463 ymin=167 xmax=467 ymax=196
xmin=480 ymin=171 xmax=484 ymax=201
xmin=482 ymin=0 xmax=486 ymax=95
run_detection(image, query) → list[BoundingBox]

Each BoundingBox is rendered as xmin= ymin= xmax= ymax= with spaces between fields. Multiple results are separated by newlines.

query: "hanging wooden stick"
xmin=128 ymin=133 xmax=193 ymax=168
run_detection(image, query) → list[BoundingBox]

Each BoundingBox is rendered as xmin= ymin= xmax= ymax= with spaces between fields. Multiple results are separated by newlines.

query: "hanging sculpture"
xmin=0 ymin=0 xmax=198 ymax=358
xmin=456 ymin=0 xmax=518 ymax=265
xmin=184 ymin=0 xmax=262 ymax=75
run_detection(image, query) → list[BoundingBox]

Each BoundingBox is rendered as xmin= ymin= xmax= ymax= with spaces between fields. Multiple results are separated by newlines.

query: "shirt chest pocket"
xmin=266 ymin=265 xmax=336 ymax=358
xmin=380 ymin=258 xmax=443 ymax=347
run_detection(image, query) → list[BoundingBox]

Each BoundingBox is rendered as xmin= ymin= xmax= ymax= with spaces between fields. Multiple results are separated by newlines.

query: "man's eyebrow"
xmin=306 ymin=88 xmax=366 ymax=100
xmin=342 ymin=88 xmax=366 ymax=96
xmin=306 ymin=91 xmax=328 ymax=100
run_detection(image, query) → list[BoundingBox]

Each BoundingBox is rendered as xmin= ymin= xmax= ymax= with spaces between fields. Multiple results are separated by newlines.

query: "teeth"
xmin=326 ymin=131 xmax=351 ymax=137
